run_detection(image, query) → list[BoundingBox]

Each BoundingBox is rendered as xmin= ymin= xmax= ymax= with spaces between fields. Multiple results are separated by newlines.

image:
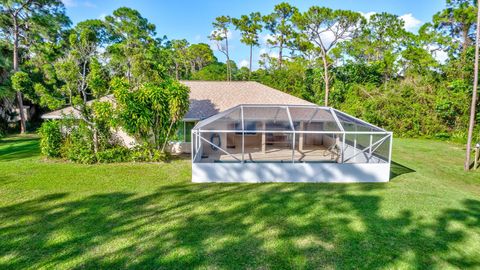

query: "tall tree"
xmin=191 ymin=62 xmax=229 ymax=81
xmin=465 ymin=0 xmax=480 ymax=170
xmin=161 ymin=81 xmax=190 ymax=152
xmin=209 ymin=16 xmax=232 ymax=81
xmin=263 ymin=2 xmax=298 ymax=68
xmin=415 ymin=22 xmax=453 ymax=64
xmin=53 ymin=25 xmax=108 ymax=153
xmin=114 ymin=78 xmax=189 ymax=152
xmin=400 ymin=34 xmax=440 ymax=77
xmin=233 ymin=12 xmax=262 ymax=79
xmin=293 ymin=7 xmax=364 ymax=106
xmin=0 ymin=41 xmax=15 ymax=134
xmin=346 ymin=12 xmax=408 ymax=83
xmin=351 ymin=13 xmax=405 ymax=62
xmin=187 ymin=43 xmax=216 ymax=73
xmin=28 ymin=19 xmax=107 ymax=111
xmin=0 ymin=0 xmax=70 ymax=133
xmin=105 ymin=7 xmax=161 ymax=87
xmin=170 ymin=39 xmax=190 ymax=80
xmin=434 ymin=0 xmax=478 ymax=57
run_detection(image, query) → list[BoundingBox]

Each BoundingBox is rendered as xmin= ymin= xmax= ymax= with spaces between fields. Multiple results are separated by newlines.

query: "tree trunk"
xmin=384 ymin=66 xmax=389 ymax=90
xmin=278 ymin=39 xmax=283 ymax=68
xmin=161 ymin=120 xmax=175 ymax=153
xmin=154 ymin=116 xmax=159 ymax=150
xmin=465 ymin=0 xmax=480 ymax=171
xmin=13 ymin=16 xmax=26 ymax=134
xmin=93 ymin=127 xmax=98 ymax=154
xmin=462 ymin=24 xmax=471 ymax=57
xmin=81 ymin=60 xmax=88 ymax=103
xmin=183 ymin=62 xmax=189 ymax=79
xmin=225 ymin=31 xmax=231 ymax=81
xmin=461 ymin=24 xmax=472 ymax=79
xmin=175 ymin=63 xmax=179 ymax=80
xmin=249 ymin=44 xmax=252 ymax=80
xmin=322 ymin=56 xmax=330 ymax=107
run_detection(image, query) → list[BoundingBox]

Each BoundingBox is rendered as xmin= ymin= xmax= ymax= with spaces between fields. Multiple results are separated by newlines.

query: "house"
xmin=191 ymin=103 xmax=392 ymax=183
xmin=41 ymin=81 xmax=314 ymax=152
xmin=42 ymin=81 xmax=393 ymax=183
xmin=2 ymin=105 xmax=35 ymax=123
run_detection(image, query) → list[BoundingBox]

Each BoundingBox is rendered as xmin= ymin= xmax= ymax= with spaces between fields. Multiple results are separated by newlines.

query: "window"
xmin=185 ymin=121 xmax=195 ymax=142
xmin=177 ymin=121 xmax=197 ymax=142
xmin=177 ymin=122 xmax=185 ymax=142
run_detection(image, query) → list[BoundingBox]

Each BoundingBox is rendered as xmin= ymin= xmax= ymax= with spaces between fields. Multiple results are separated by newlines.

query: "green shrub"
xmin=434 ymin=132 xmax=451 ymax=140
xmin=58 ymin=119 xmax=134 ymax=164
xmin=131 ymin=144 xmax=170 ymax=162
xmin=38 ymin=121 xmax=63 ymax=157
xmin=60 ymin=123 xmax=96 ymax=164
xmin=331 ymin=76 xmax=467 ymax=138
xmin=96 ymin=147 xmax=132 ymax=163
xmin=151 ymin=149 xmax=170 ymax=162
xmin=61 ymin=137 xmax=96 ymax=164
xmin=0 ymin=121 xmax=6 ymax=139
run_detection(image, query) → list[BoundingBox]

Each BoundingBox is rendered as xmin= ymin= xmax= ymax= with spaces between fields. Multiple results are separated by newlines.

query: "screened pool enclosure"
xmin=191 ymin=105 xmax=392 ymax=183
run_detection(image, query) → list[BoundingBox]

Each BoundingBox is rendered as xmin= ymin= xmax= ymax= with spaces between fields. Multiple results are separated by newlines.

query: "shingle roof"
xmin=41 ymin=95 xmax=115 ymax=119
xmin=181 ymin=81 xmax=313 ymax=120
xmin=42 ymin=81 xmax=313 ymax=120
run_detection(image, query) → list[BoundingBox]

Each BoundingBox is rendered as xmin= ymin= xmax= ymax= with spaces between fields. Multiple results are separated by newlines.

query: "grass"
xmin=0 ymin=135 xmax=479 ymax=269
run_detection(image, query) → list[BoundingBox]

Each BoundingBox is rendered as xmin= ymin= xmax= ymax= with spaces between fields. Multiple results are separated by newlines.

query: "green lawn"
xmin=0 ymin=135 xmax=479 ymax=269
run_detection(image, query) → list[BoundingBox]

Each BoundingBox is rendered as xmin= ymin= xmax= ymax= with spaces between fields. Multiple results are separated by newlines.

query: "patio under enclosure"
xmin=191 ymin=105 xmax=393 ymax=183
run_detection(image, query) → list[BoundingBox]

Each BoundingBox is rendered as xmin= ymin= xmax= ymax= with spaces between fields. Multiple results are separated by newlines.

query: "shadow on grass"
xmin=0 ymin=136 xmax=40 ymax=162
xmin=0 ymin=183 xmax=478 ymax=269
xmin=390 ymin=160 xmax=415 ymax=180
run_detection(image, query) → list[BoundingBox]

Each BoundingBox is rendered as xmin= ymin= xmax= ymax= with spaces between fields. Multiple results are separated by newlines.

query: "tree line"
xmin=0 ymin=0 xmax=479 ymax=145
xmin=1 ymin=2 xmax=192 ymax=162
xmin=207 ymin=0 xmax=479 ymax=142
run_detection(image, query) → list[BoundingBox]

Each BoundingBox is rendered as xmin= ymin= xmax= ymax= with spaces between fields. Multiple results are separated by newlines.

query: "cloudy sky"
xmin=62 ymin=0 xmax=447 ymax=69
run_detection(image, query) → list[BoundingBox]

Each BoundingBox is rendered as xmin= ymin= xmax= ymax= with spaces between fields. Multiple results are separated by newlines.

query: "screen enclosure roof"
xmin=193 ymin=104 xmax=388 ymax=133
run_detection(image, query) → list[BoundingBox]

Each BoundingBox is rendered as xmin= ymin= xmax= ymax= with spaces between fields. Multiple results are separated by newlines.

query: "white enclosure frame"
xmin=191 ymin=104 xmax=393 ymax=183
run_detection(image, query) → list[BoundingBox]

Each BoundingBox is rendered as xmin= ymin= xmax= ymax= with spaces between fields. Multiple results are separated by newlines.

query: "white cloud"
xmin=320 ymin=31 xmax=336 ymax=48
xmin=434 ymin=50 xmax=449 ymax=64
xmin=97 ymin=47 xmax=106 ymax=54
xmin=61 ymin=0 xmax=76 ymax=7
xmin=426 ymin=45 xmax=449 ymax=64
xmin=209 ymin=29 xmax=235 ymax=52
xmin=360 ymin=12 xmax=422 ymax=32
xmin=262 ymin=34 xmax=276 ymax=45
xmin=259 ymin=47 xmax=278 ymax=58
xmin=209 ymin=41 xmax=236 ymax=52
xmin=84 ymin=1 xmax=96 ymax=8
xmin=239 ymin=59 xmax=249 ymax=68
xmin=209 ymin=29 xmax=233 ymax=40
xmin=400 ymin=13 xmax=422 ymax=32
xmin=61 ymin=0 xmax=96 ymax=8
xmin=423 ymin=44 xmax=449 ymax=64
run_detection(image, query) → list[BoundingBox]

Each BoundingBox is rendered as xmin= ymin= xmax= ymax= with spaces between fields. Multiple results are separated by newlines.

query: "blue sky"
xmin=62 ymin=0 xmax=447 ymax=69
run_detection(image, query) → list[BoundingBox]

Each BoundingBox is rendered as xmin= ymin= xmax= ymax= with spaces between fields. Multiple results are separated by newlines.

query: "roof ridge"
xmin=44 ymin=80 xmax=314 ymax=120
xmin=180 ymin=80 xmax=251 ymax=83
